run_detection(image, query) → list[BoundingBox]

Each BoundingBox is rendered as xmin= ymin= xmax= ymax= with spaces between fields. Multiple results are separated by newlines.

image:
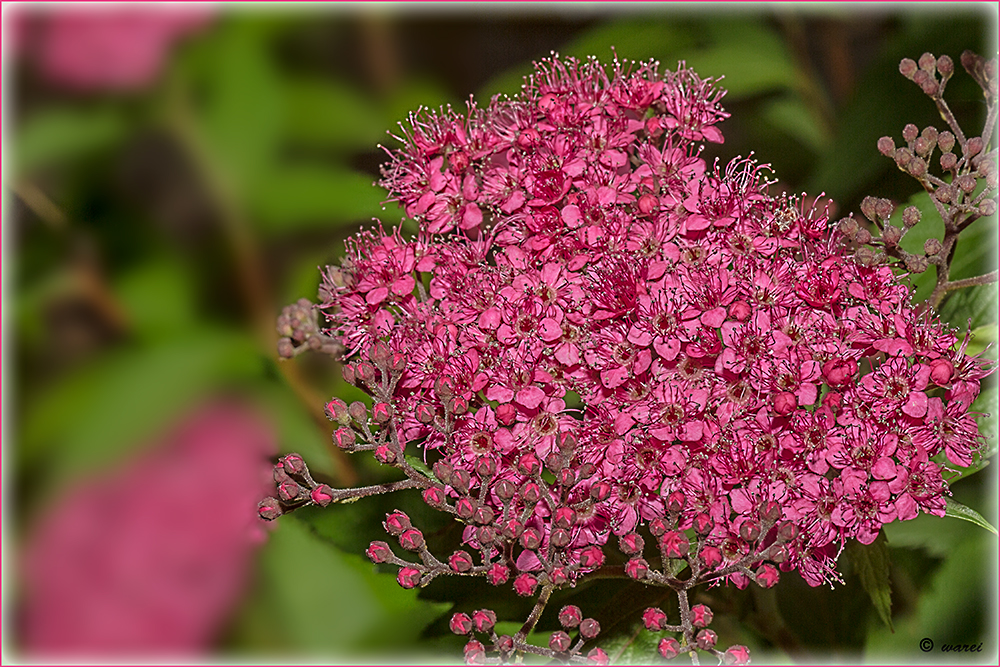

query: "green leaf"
xmin=282 ymin=77 xmax=386 ymax=152
xmin=252 ymin=516 xmax=446 ymax=657
xmin=114 ymin=257 xmax=197 ymax=340
xmin=944 ymin=497 xmax=998 ymax=534
xmin=760 ymin=94 xmax=829 ymax=153
xmin=20 ymin=328 xmax=261 ymax=485
xmin=938 ymin=282 xmax=1000 ymax=332
xmin=850 ymin=532 xmax=894 ymax=631
xmin=249 ymin=164 xmax=386 ymax=232
xmin=15 ymin=106 xmax=129 ymax=173
xmin=685 ymin=19 xmax=798 ymax=100
xmin=405 ymin=454 xmax=436 ymax=481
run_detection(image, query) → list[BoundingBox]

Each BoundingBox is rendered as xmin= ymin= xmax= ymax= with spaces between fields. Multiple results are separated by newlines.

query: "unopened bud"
xmin=938 ymin=131 xmax=956 ymax=153
xmin=450 ymin=612 xmax=473 ymax=635
xmin=965 ymin=136 xmax=984 ymax=157
xmin=449 ymin=550 xmax=474 ymax=573
xmin=619 ymin=532 xmax=645 ymax=555
xmin=374 ymin=444 xmax=396 ymax=464
xmin=979 ymin=199 xmax=997 ymax=217
xmin=422 ymin=486 xmax=446 ymax=507
xmin=724 ymin=645 xmax=752 ymax=665
xmin=902 ymin=205 xmax=921 ymax=227
xmin=451 ymin=469 xmax=471 ymax=494
xmin=578 ymin=545 xmax=605 ymax=569
xmin=473 ymin=505 xmax=495 ymax=525
xmin=549 ymin=631 xmax=572 ymax=652
xmin=659 ymin=638 xmax=681 ymax=660
xmin=456 ymin=497 xmax=476 ymax=520
xmin=513 ymin=573 xmax=538 ymax=596
xmin=397 ymin=566 xmax=422 ymax=589
xmin=924 ymin=238 xmax=943 ymax=256
xmin=882 ymin=225 xmax=904 ymax=247
xmin=940 ymin=151 xmax=958 ymax=170
xmin=937 ymin=54 xmax=954 ymax=76
xmin=693 ymin=512 xmax=714 ymax=534
xmin=894 ymin=147 xmax=914 ymax=169
xmin=355 ymin=361 xmax=376 ymax=384
xmin=325 ymin=398 xmax=350 ymax=424
xmin=553 ymin=506 xmax=577 ymax=529
xmin=487 ymin=562 xmax=510 ymax=586
xmin=904 ymin=254 xmax=929 ymax=273
xmin=383 ymin=510 xmax=411 ymax=535
xmin=691 ymin=604 xmax=714 ymax=628
xmin=666 ymin=491 xmax=685 ymax=512
xmin=580 ymin=618 xmax=601 ymax=640
xmin=472 ymin=609 xmax=496 ymax=633
xmin=588 ymin=648 xmax=610 ymax=665
xmin=907 ymin=158 xmax=927 ymax=177
xmin=551 ymin=528 xmax=572 ymax=548
xmin=258 ymin=497 xmax=283 ymax=521
xmin=935 ymin=184 xmax=955 ymax=203
xmin=366 ymin=540 xmax=393 ymax=563
xmin=342 ymin=363 xmax=356 ymax=385
xmin=902 ymin=123 xmax=919 ymax=142
xmin=649 ymin=517 xmax=668 ymax=537
xmin=277 ymin=338 xmax=296 ymax=358
xmin=559 ymin=604 xmax=583 ymax=628
xmin=957 ymin=174 xmax=977 ymax=194
xmin=590 ymin=480 xmax=612 ymax=501
xmin=918 ymin=52 xmax=937 ymax=73
xmin=643 ymin=607 xmax=668 ymax=631
xmin=696 ymin=628 xmax=718 ymax=650
xmin=475 ymin=457 xmax=496 ymax=479
xmin=756 ymin=563 xmax=780 ymax=588
xmin=875 ymin=198 xmax=894 ymax=221
xmin=762 ymin=501 xmax=782 ymax=524
xmin=855 ymin=246 xmax=877 ymax=266
xmin=463 ymin=639 xmax=485 ymax=664
xmin=278 ymin=481 xmax=303 ymax=501
xmin=660 ymin=530 xmax=689 ymax=558
xmin=520 ymin=481 xmax=541 ymax=504
xmin=311 ymin=484 xmax=335 ymax=507
xmin=477 ymin=525 xmax=496 ymax=545
xmin=899 ymin=58 xmax=918 ymax=79
xmin=929 ymin=358 xmax=954 ymax=385
xmin=838 ymin=216 xmax=859 ymax=237
xmin=494 ymin=478 xmax=516 ymax=501
xmin=518 ymin=453 xmax=541 ymax=476
xmin=399 ymin=528 xmax=424 ymax=551
xmin=638 ymin=193 xmax=658 ymax=216
xmin=333 ymin=428 xmax=355 ymax=449
xmin=369 ymin=339 xmax=391 ymax=366
xmin=625 ymin=557 xmax=649 ymax=579
xmin=877 ymin=136 xmax=895 ymax=156
xmin=739 ymin=521 xmax=761 ymax=543
xmin=701 ymin=546 xmax=723 ymax=568
xmin=348 ymin=401 xmax=368 ymax=422
xmin=860 ymin=196 xmax=878 ymax=222
xmin=372 ymin=402 xmax=392 ymax=423
xmin=519 ymin=527 xmax=542 ymax=550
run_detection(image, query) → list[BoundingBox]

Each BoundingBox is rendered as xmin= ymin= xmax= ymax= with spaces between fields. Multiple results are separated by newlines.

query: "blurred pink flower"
xmin=20 ymin=400 xmax=276 ymax=656
xmin=33 ymin=8 xmax=210 ymax=91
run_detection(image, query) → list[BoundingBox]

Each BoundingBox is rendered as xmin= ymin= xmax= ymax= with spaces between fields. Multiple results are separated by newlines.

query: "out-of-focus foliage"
xmin=5 ymin=4 xmax=996 ymax=663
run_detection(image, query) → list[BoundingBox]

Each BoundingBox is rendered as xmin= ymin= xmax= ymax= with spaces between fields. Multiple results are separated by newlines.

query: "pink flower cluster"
xmin=319 ymin=55 xmax=990 ymax=591
xmin=21 ymin=401 xmax=275 ymax=655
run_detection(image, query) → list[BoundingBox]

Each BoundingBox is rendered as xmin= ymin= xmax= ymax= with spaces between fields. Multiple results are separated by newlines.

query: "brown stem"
xmin=515 ymin=583 xmax=554 ymax=644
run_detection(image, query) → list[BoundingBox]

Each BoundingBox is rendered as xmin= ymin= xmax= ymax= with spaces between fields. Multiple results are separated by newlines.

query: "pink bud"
xmin=278 ymin=481 xmax=302 ymax=501
xmin=649 ymin=517 xmax=668 ymax=537
xmin=415 ymin=404 xmax=436 ymax=424
xmin=739 ymin=521 xmax=761 ymax=543
xmin=520 ymin=481 xmax=541 ymax=504
xmin=625 ymin=557 xmax=649 ymax=580
xmin=519 ymin=527 xmax=542 ymax=550
xmin=660 ymin=531 xmax=689 ymax=558
xmin=691 ymin=604 xmax=713 ymax=628
xmin=472 ymin=608 xmax=496 ymax=633
xmin=559 ymin=604 xmax=583 ymax=628
xmin=618 ymin=532 xmax=644 ymax=555
xmin=464 ymin=639 xmax=486 ymax=664
xmin=551 ymin=528 xmax=571 ymax=548
xmin=422 ymin=486 xmax=446 ymax=506
xmin=396 ymin=566 xmax=422 ymax=589
xmin=643 ymin=607 xmax=668 ymax=631
xmin=701 ymin=546 xmax=723 ymax=569
xmin=666 ymin=491 xmax=685 ymax=512
xmin=282 ymin=453 xmax=307 ymax=475
xmin=366 ymin=541 xmax=393 ymax=563
xmin=450 ymin=612 xmax=473 ymax=635
xmin=773 ymin=391 xmax=796 ymax=415
xmin=373 ymin=444 xmax=396 ymax=464
xmin=518 ymin=453 xmax=541 ymax=476
xmin=451 ymin=469 xmax=471 ymax=495
xmin=399 ymin=528 xmax=424 ymax=551
xmin=728 ymin=300 xmax=752 ymax=322
xmin=756 ymin=563 xmax=780 ymax=588
xmin=496 ymin=402 xmax=517 ymax=425
xmin=580 ymin=618 xmax=601 ymax=639
xmin=553 ymin=506 xmax=577 ymax=528
xmin=449 ymin=550 xmax=474 ymax=573
xmin=724 ymin=645 xmax=752 ymax=665
xmin=390 ymin=352 xmax=406 ymax=372
xmin=929 ymin=358 xmax=954 ymax=385
xmin=578 ymin=545 xmax=605 ymax=569
xmin=356 ymin=361 xmax=376 ymax=384
xmin=455 ymin=497 xmax=476 ymax=519
xmin=473 ymin=505 xmax=495 ymax=525
xmin=693 ymin=512 xmax=713 ymax=534
xmin=372 ymin=402 xmax=392 ymax=423
xmin=590 ymin=480 xmax=611 ymax=501
xmin=494 ymin=479 xmax=516 ymax=500
xmin=501 ymin=519 xmax=524 ymax=539
xmin=587 ymin=648 xmax=610 ymax=665
xmin=696 ymin=629 xmax=718 ymax=650
xmin=383 ymin=511 xmax=411 ymax=535
xmin=776 ymin=521 xmax=799 ymax=542
xmin=257 ymin=497 xmax=282 ymax=520
xmin=333 ymin=428 xmax=355 ymax=449
xmin=822 ymin=358 xmax=858 ymax=387
xmin=486 ymin=562 xmax=509 ymax=586
xmin=549 ymin=630 xmax=572 ymax=652
xmin=513 ymin=573 xmax=538 ymax=596
xmin=659 ymin=638 xmax=681 ymax=659
xmin=310 ymin=484 xmax=334 ymax=507
xmin=638 ymin=192 xmax=658 ymax=216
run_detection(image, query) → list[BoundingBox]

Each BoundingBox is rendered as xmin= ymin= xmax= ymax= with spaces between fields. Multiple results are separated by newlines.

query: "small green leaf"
xmin=851 ymin=533 xmax=894 ymax=631
xmin=944 ymin=497 xmax=998 ymax=534
xmin=405 ymin=454 xmax=436 ymax=481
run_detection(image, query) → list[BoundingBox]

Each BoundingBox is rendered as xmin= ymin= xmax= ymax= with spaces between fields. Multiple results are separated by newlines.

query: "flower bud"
xmin=902 ymin=205 xmax=921 ymax=227
xmin=513 ymin=573 xmax=538 ymax=596
xmin=551 ymin=528 xmax=572 ymax=548
xmin=666 ymin=491 xmax=685 ymax=512
xmin=935 ymin=184 xmax=955 ymax=203
xmin=434 ymin=376 xmax=455 ymax=398
xmin=433 ymin=461 xmax=454 ymax=485
xmin=399 ymin=528 xmax=425 ymax=551
xmin=450 ymin=612 xmax=473 ymax=635
xmin=449 ymin=395 xmax=469 ymax=415
xmin=520 ymin=481 xmax=541 ymax=504
xmin=463 ymin=639 xmax=485 ymax=664
xmin=724 ymin=645 xmax=752 ymax=665
xmin=356 ymin=361 xmax=376 ymax=384
xmin=518 ymin=453 xmax=541 ymax=476
xmin=587 ymin=648 xmax=610 ymax=665
xmin=877 ymin=136 xmax=895 ymax=156
xmin=979 ymin=199 xmax=997 ymax=217
xmin=696 ymin=628 xmax=718 ymax=650
xmin=557 ymin=467 xmax=576 ymax=487
xmin=659 ymin=637 xmax=681 ymax=659
xmin=415 ymin=403 xmax=436 ymax=424
xmin=965 ymin=136 xmax=984 ymax=157
xmin=643 ymin=607 xmax=668 ymax=631
xmin=739 ymin=521 xmax=761 ymax=543
xmin=383 ymin=511 xmax=411 ymax=535
xmin=700 ymin=546 xmax=723 ymax=569
xmin=578 ymin=545 xmax=605 ymax=569
xmin=860 ymin=196 xmax=878 ymax=222
xmin=691 ymin=603 xmax=714 ymax=628
xmin=366 ymin=540 xmax=393 ymax=563
xmin=311 ymin=484 xmax=335 ymax=507
xmin=957 ymin=174 xmax=977 ymax=194
xmin=520 ymin=527 xmax=542 ymax=550
xmin=762 ymin=501 xmax=782 ymax=524
xmin=773 ymin=391 xmax=796 ymax=416
xmin=348 ymin=401 xmax=368 ymax=423
xmin=422 ymin=486 xmax=446 ymax=507
xmin=559 ymin=604 xmax=583 ymax=628
xmin=899 ymin=57 xmax=918 ymax=79
xmin=938 ymin=131 xmax=956 ymax=153
xmin=549 ymin=631 xmax=572 ymax=652
xmin=487 ymin=562 xmax=510 ymax=586
xmin=471 ymin=609 xmax=496 ymax=633
xmin=660 ymin=531 xmax=689 ymax=558
xmin=277 ymin=337 xmax=296 ymax=358
xmin=756 ymin=563 xmax=780 ymax=588
xmin=940 ymin=151 xmax=958 ymax=170
xmin=477 ymin=525 xmax=497 ymax=545
xmin=456 ymin=497 xmax=476 ymax=520
xmin=494 ymin=478 xmax=516 ymax=501
xmin=501 ymin=519 xmax=524 ymax=539
xmin=372 ymin=402 xmax=392 ymax=423
xmin=369 ymin=339 xmax=391 ymax=366
xmin=904 ymin=254 xmax=929 ymax=273
xmin=333 ymin=428 xmax=356 ymax=449
xmin=936 ymin=54 xmax=954 ymax=76
xmin=475 ymin=457 xmax=497 ymax=480
xmin=449 ymin=550 xmax=474 ymax=573
xmin=396 ymin=566 xmax=422 ymax=589
xmin=257 ymin=497 xmax=283 ymax=521
xmin=894 ymin=147 xmax=913 ymax=170
xmin=590 ymin=480 xmax=612 ymax=501
xmin=473 ymin=505 xmax=495 ymax=525
xmin=451 ymin=469 xmax=472 ymax=495
xmin=373 ymin=444 xmax=397 ymax=464
xmin=553 ymin=506 xmax=577 ymax=529
xmin=580 ymin=618 xmax=601 ymax=639
xmin=929 ymin=358 xmax=954 ymax=385
xmin=496 ymin=634 xmax=514 ymax=653
xmin=693 ymin=512 xmax=714 ymax=535
xmin=625 ymin=557 xmax=649 ymax=579
xmin=278 ymin=481 xmax=303 ymax=502
xmin=923 ymin=238 xmax=943 ymax=256
xmin=619 ymin=532 xmax=645 ymax=555
xmin=906 ymin=158 xmax=927 ymax=178
xmin=902 ymin=123 xmax=919 ymax=142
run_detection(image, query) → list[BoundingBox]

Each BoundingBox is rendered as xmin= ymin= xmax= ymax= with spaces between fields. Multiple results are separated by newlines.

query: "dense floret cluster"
xmin=263 ymin=54 xmax=993 ymax=664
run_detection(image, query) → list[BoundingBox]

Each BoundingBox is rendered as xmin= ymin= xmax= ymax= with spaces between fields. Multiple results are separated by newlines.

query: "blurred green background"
xmin=4 ymin=4 xmax=998 ymax=664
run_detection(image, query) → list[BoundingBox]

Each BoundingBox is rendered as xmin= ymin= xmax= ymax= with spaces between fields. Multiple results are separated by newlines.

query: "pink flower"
xmin=21 ymin=401 xmax=276 ymax=655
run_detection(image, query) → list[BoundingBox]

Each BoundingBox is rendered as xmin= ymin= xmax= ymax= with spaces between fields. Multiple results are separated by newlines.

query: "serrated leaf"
xmin=944 ymin=497 xmax=998 ymax=534
xmin=851 ymin=532 xmax=894 ymax=631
